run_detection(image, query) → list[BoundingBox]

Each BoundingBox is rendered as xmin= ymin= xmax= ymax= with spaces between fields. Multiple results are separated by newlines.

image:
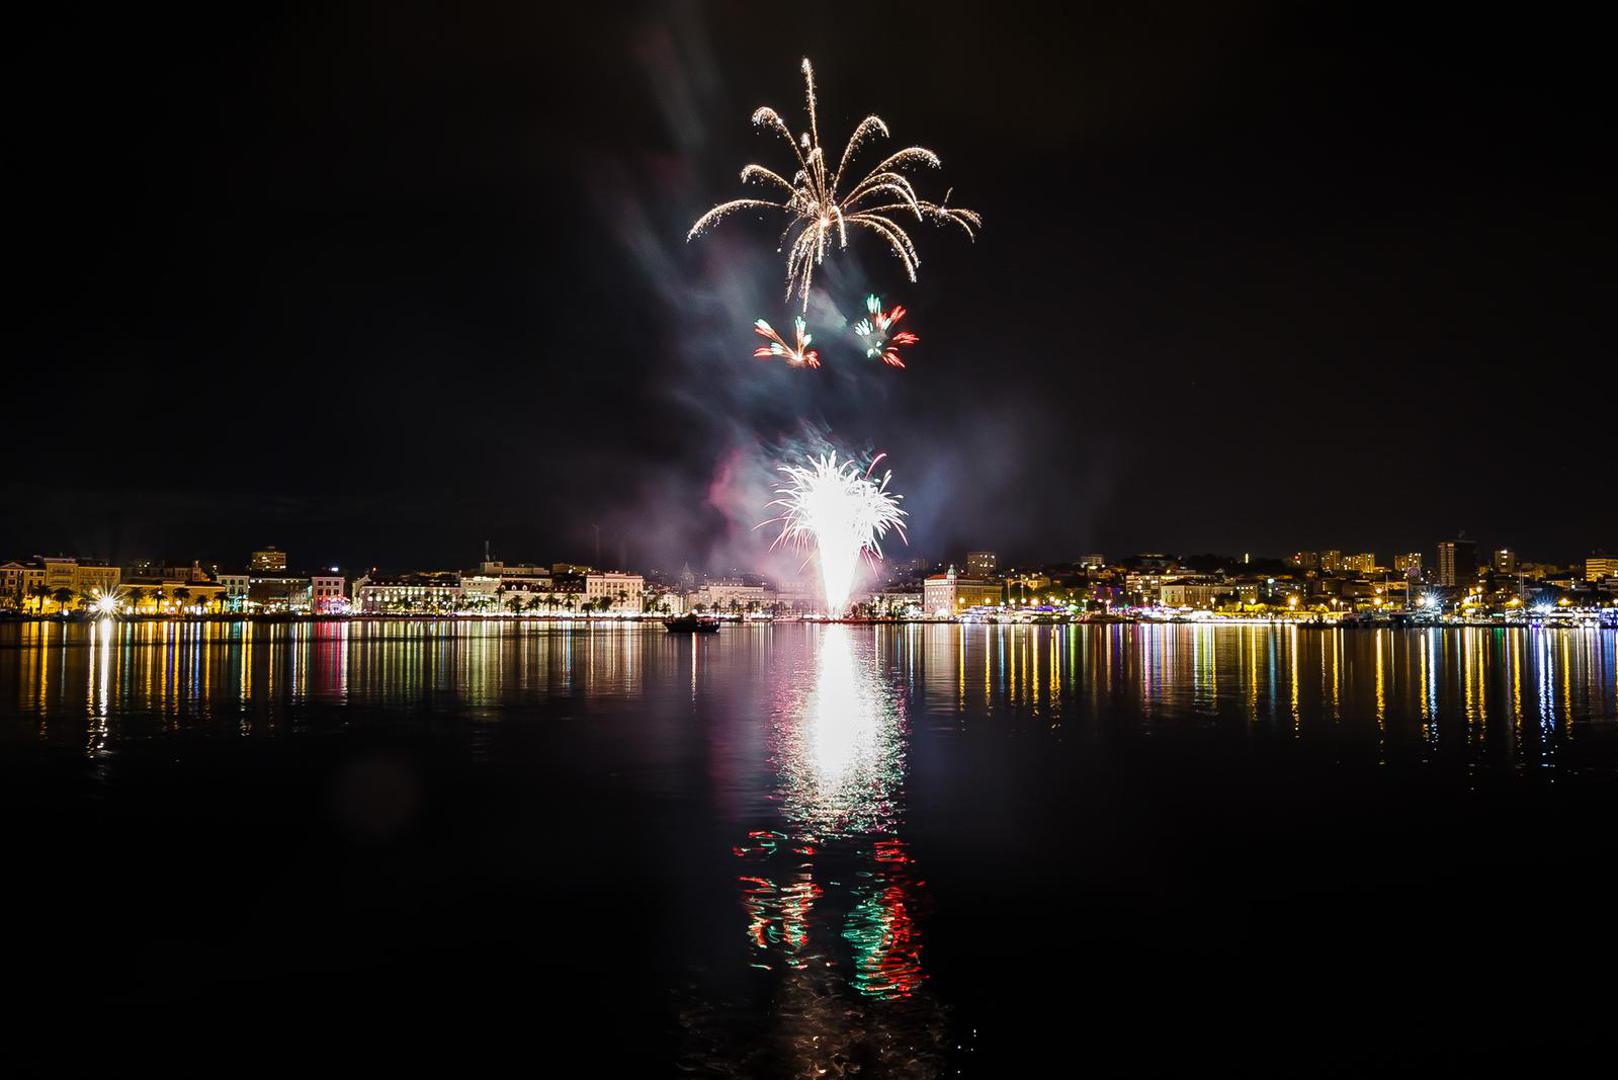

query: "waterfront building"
xmin=923 ymin=566 xmax=1003 ymax=616
xmin=874 ymin=588 xmax=924 ymax=614
xmin=1123 ymin=571 xmax=1179 ymax=605
xmin=217 ymin=573 xmax=250 ymax=607
xmin=459 ymin=574 xmax=503 ymax=609
xmin=121 ymin=579 xmax=227 ymax=614
xmin=310 ymin=574 xmax=346 ymax=613
xmin=644 ymin=587 xmax=685 ymax=616
xmin=352 ymin=573 xmax=464 ymax=614
xmin=2 ymin=557 xmax=126 ymax=611
xmin=1587 ymin=556 xmax=1618 ymax=582
xmin=691 ymin=580 xmax=768 ymax=613
xmin=584 ymin=572 xmax=644 ymax=613
xmin=1436 ymin=540 xmax=1477 ymax=587
xmin=1 ymin=560 xmax=44 ymax=609
xmin=1158 ymin=578 xmax=1233 ymax=609
xmin=248 ymin=571 xmax=314 ymax=613
xmin=965 ymin=551 xmax=999 ymax=578
xmin=249 ymin=548 xmax=287 ymax=571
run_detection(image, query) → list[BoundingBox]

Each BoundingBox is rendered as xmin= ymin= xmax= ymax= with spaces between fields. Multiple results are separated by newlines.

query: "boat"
xmin=663 ymin=614 xmax=720 ymax=633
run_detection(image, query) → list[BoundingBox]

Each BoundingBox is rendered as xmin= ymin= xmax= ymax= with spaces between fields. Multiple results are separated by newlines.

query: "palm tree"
xmin=51 ymin=587 xmax=74 ymax=615
xmin=174 ymin=587 xmax=191 ymax=615
xmin=28 ymin=583 xmax=50 ymax=614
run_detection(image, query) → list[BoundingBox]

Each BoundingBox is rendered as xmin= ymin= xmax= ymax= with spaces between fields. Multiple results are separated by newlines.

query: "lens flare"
xmin=852 ymin=294 xmax=917 ymax=368
xmin=88 ymin=586 xmax=126 ymax=618
xmin=689 ymin=58 xmax=980 ymax=309
xmin=762 ymin=451 xmax=907 ymax=617
xmin=753 ymin=315 xmax=820 ymax=368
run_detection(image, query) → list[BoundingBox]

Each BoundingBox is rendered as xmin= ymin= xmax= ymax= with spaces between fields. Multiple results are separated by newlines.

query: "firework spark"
xmin=689 ymin=58 xmax=981 ymax=309
xmin=753 ymin=316 xmax=820 ymax=368
xmin=853 ymin=295 xmax=917 ymax=368
xmin=762 ymin=451 xmax=907 ymax=617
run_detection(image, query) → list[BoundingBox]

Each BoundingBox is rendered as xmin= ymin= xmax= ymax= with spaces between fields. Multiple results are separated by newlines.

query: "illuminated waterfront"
xmin=4 ymin=620 xmax=1617 ymax=1072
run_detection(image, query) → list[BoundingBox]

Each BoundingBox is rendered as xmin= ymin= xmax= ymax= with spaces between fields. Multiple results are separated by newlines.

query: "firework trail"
xmin=761 ymin=451 xmax=907 ymax=617
xmin=852 ymin=294 xmax=917 ymax=368
xmin=753 ymin=316 xmax=820 ymax=368
xmin=689 ymin=58 xmax=981 ymax=309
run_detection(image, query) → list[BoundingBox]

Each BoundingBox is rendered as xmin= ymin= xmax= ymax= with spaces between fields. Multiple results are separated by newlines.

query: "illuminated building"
xmin=964 ymin=550 xmax=998 ymax=578
xmin=248 ymin=572 xmax=313 ymax=612
xmin=249 ymin=547 xmax=287 ymax=571
xmin=1436 ymin=540 xmax=1477 ymax=587
xmin=0 ymin=560 xmax=43 ymax=609
xmin=1394 ymin=552 xmax=1422 ymax=575
xmin=1320 ymin=550 xmax=1343 ymax=573
xmin=692 ymin=580 xmax=769 ymax=612
xmin=121 ymin=579 xmax=227 ymax=614
xmin=1077 ymin=553 xmax=1105 ymax=569
xmin=644 ymin=587 xmax=686 ymax=616
xmin=1587 ymin=556 xmax=1618 ymax=582
xmin=2 ymin=557 xmax=125 ymax=612
xmin=1123 ymin=570 xmax=1180 ymax=604
xmin=922 ymin=566 xmax=1001 ymax=615
xmin=352 ymin=573 xmax=464 ymax=613
xmin=1158 ymin=578 xmax=1233 ymax=609
xmin=874 ymin=588 xmax=923 ymax=614
xmin=310 ymin=574 xmax=346 ymax=613
xmin=1289 ymin=551 xmax=1319 ymax=570
xmin=479 ymin=560 xmax=553 ymax=589
xmin=1342 ymin=553 xmax=1376 ymax=574
xmin=217 ymin=573 xmax=249 ymax=606
xmin=584 ymin=571 xmax=644 ymax=612
xmin=1493 ymin=548 xmax=1518 ymax=574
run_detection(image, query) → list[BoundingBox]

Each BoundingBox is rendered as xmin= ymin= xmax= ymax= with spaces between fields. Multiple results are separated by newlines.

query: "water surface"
xmin=4 ymin=620 xmax=1617 ymax=1072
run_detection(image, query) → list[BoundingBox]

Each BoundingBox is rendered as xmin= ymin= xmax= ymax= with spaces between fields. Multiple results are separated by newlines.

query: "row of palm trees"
xmin=8 ymin=584 xmax=228 ymax=616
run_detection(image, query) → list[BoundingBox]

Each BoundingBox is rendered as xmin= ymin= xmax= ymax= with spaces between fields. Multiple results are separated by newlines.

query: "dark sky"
xmin=6 ymin=2 xmax=1613 ymax=572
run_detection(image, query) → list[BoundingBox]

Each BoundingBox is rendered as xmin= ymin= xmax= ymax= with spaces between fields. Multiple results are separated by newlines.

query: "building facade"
xmin=584 ymin=571 xmax=645 ymax=613
xmin=923 ymin=567 xmax=1003 ymax=616
xmin=250 ymin=548 xmax=287 ymax=571
xmin=1437 ymin=540 xmax=1478 ymax=587
xmin=353 ymin=574 xmax=464 ymax=613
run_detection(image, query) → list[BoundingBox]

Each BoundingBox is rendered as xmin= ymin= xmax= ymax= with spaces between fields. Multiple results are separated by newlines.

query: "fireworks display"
xmin=763 ymin=451 xmax=907 ymax=617
xmin=852 ymin=294 xmax=917 ymax=368
xmin=689 ymin=58 xmax=980 ymax=309
xmin=753 ymin=316 xmax=820 ymax=368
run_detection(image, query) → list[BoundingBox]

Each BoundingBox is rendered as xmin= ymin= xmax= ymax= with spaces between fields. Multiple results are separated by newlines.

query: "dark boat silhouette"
xmin=663 ymin=614 xmax=720 ymax=633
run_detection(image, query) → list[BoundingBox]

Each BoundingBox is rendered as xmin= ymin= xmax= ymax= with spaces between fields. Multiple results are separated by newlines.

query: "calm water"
xmin=5 ymin=619 xmax=1618 ymax=1073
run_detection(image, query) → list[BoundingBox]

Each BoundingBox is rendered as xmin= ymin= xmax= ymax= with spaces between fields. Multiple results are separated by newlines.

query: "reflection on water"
xmin=712 ymin=625 xmax=948 ymax=1076
xmin=8 ymin=621 xmax=1613 ymax=766
xmin=4 ymin=619 xmax=1618 ymax=1073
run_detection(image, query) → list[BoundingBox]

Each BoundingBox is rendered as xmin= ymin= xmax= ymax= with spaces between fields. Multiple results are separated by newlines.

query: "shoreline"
xmin=1 ymin=613 xmax=1611 ymax=630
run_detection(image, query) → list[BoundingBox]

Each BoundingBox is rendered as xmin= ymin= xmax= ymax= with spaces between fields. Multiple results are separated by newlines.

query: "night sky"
xmin=6 ymin=3 xmax=1613 ymax=573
